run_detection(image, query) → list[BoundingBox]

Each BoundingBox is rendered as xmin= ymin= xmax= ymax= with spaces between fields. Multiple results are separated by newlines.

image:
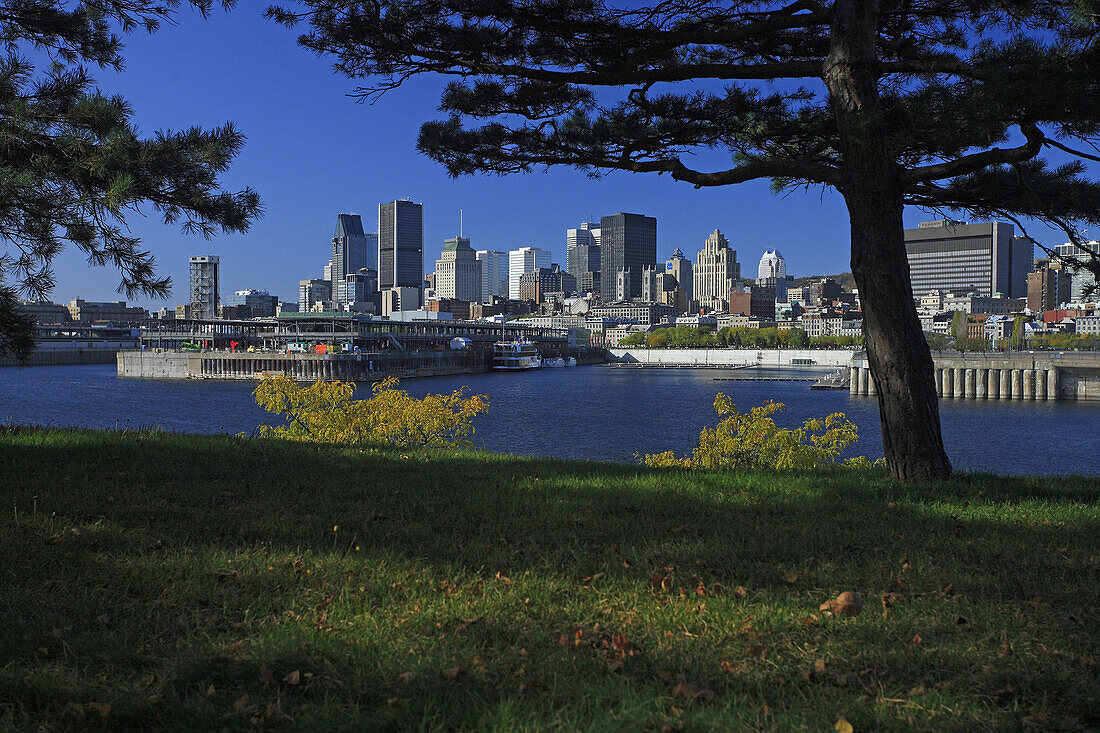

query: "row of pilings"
xmin=850 ymin=363 xmax=1060 ymax=400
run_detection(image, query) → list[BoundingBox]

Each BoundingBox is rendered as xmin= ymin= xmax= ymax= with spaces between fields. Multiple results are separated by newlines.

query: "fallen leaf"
xmin=205 ymin=683 xmax=216 ymax=697
xmin=735 ymin=586 xmax=748 ymax=597
xmin=747 ymin=645 xmax=767 ymax=658
xmin=283 ymin=670 xmax=301 ymax=686
xmin=815 ymin=659 xmax=827 ymax=673
xmin=397 ymin=672 xmax=416 ymax=684
xmin=881 ymin=592 xmax=907 ymax=614
xmin=458 ymin=615 xmax=484 ymax=626
xmin=783 ymin=571 xmax=800 ymax=583
xmin=911 ymin=634 xmax=922 ymax=647
xmin=672 ymin=682 xmax=714 ymax=701
xmin=232 ymin=695 xmax=250 ymax=713
xmin=835 ymin=715 xmax=854 ymax=733
xmin=819 ymin=591 xmax=865 ymax=617
xmin=442 ymin=665 xmax=464 ymax=679
xmin=720 ymin=660 xmax=737 ymax=673
xmin=607 ymin=659 xmax=623 ymax=672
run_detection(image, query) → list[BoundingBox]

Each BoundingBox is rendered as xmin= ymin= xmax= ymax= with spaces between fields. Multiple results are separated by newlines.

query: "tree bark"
xmin=824 ymin=0 xmax=952 ymax=482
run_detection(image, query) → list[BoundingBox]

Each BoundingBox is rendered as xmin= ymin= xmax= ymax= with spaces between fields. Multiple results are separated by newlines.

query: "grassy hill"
xmin=1 ymin=427 xmax=1097 ymax=730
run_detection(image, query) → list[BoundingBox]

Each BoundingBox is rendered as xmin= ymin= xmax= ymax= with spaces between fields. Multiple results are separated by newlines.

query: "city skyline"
xmin=33 ymin=9 xmax=1091 ymax=310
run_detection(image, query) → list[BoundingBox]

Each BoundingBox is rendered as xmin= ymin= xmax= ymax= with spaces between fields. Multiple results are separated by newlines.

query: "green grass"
xmin=0 ymin=426 xmax=1098 ymax=731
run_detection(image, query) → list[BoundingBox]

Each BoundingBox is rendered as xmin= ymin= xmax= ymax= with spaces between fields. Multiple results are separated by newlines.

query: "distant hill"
xmin=789 ymin=272 xmax=858 ymax=292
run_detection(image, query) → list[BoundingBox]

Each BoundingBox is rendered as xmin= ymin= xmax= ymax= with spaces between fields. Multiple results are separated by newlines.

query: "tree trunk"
xmin=824 ymin=0 xmax=952 ymax=482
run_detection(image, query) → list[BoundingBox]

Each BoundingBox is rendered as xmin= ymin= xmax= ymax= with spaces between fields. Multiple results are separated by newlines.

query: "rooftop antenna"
xmin=460 ymin=208 xmax=463 ymax=237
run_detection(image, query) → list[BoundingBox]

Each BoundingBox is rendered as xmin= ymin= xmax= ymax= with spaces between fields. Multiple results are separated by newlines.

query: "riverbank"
xmin=2 ymin=427 xmax=1097 ymax=729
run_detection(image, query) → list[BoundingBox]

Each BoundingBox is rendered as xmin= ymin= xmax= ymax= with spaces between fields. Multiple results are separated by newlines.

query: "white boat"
xmin=542 ymin=356 xmax=566 ymax=368
xmin=493 ymin=340 xmax=541 ymax=370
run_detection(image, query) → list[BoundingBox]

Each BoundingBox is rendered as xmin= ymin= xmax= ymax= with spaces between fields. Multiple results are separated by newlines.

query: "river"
xmin=0 ymin=364 xmax=1091 ymax=475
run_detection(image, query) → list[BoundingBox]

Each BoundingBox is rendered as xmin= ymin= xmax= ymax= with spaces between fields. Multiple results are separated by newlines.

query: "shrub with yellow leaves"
xmin=641 ymin=395 xmax=859 ymax=470
xmin=252 ymin=376 xmax=489 ymax=448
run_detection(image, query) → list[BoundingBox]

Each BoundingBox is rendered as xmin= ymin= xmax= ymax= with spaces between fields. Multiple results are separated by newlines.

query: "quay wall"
xmin=609 ymin=348 xmax=856 ymax=368
xmin=850 ymin=354 xmax=1100 ymax=401
xmin=610 ymin=348 xmax=1100 ymax=401
xmin=0 ymin=348 xmax=130 ymax=367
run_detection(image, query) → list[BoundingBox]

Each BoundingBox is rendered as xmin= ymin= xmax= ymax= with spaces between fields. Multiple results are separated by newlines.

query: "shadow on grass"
xmin=0 ymin=427 xmax=1098 ymax=730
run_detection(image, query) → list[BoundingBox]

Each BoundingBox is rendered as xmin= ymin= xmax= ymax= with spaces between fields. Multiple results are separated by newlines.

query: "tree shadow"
xmin=0 ymin=428 xmax=1098 ymax=729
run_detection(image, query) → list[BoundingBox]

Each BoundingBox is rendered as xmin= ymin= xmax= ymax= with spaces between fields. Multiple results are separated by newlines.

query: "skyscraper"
xmin=331 ymin=213 xmax=376 ymax=305
xmin=509 ymin=246 xmax=551 ymax=299
xmin=694 ymin=230 xmax=740 ymax=311
xmin=758 ymin=250 xmax=786 ymax=280
xmin=600 ymin=213 xmax=656 ymax=302
xmin=188 ymin=255 xmax=220 ymax=320
xmin=476 ymin=250 xmax=509 ymax=303
xmin=435 ymin=236 xmax=481 ymax=301
xmin=904 ymin=221 xmax=1030 ymax=298
xmin=379 ymin=199 xmax=424 ymax=304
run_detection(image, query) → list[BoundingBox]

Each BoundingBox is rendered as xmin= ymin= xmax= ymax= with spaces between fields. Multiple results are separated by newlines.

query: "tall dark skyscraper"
xmin=600 ymin=212 xmax=657 ymax=301
xmin=331 ymin=214 xmax=375 ymax=305
xmin=379 ymin=200 xmax=424 ymax=295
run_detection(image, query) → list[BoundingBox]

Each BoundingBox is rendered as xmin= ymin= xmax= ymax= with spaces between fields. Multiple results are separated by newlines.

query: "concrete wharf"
xmin=850 ymin=352 xmax=1100 ymax=401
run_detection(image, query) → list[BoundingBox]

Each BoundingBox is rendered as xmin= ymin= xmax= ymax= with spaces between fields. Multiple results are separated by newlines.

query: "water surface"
xmin=0 ymin=364 xmax=1092 ymax=475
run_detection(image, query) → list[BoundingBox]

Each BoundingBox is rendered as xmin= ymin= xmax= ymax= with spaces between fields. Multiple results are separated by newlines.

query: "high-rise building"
xmin=1026 ymin=268 xmax=1070 ymax=312
xmin=509 ymin=246 xmax=551 ymax=299
xmin=189 ymin=255 xmax=220 ymax=320
xmin=567 ymin=222 xmax=601 ymax=294
xmin=379 ymin=199 xmax=424 ymax=306
xmin=904 ymin=221 xmax=1030 ymax=298
xmin=758 ymin=250 xmax=786 ymax=280
xmin=331 ymin=214 xmax=376 ymax=305
xmin=343 ymin=268 xmax=379 ymax=312
xmin=435 ymin=236 xmax=481 ymax=301
xmin=693 ymin=230 xmax=740 ymax=311
xmin=1054 ymin=241 xmax=1100 ymax=301
xmin=476 ymin=250 xmax=509 ymax=303
xmin=600 ymin=213 xmax=656 ymax=302
xmin=665 ymin=248 xmax=693 ymax=307
xmin=299 ymin=278 xmax=332 ymax=311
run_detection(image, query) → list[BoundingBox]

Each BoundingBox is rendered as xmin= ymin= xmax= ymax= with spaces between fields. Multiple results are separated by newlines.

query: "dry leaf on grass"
xmin=835 ymin=715 xmax=854 ymax=733
xmin=819 ymin=591 xmax=865 ymax=617
xmin=672 ymin=682 xmax=714 ymax=701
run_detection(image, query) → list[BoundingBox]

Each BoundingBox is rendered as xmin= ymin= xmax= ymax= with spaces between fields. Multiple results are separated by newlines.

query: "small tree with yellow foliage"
xmin=253 ymin=376 xmax=489 ymax=448
xmin=642 ymin=396 xmax=859 ymax=471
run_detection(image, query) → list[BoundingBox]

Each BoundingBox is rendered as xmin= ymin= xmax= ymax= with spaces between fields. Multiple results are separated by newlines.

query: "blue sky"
xmin=46 ymin=7 xmax=1087 ymax=307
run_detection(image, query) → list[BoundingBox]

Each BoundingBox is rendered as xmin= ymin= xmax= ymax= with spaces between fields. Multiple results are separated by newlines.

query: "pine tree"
xmin=269 ymin=0 xmax=1100 ymax=482
xmin=0 ymin=1 xmax=261 ymax=360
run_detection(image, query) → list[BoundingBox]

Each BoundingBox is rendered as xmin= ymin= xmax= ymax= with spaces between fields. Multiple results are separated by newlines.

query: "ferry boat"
xmin=493 ymin=340 xmax=541 ymax=370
